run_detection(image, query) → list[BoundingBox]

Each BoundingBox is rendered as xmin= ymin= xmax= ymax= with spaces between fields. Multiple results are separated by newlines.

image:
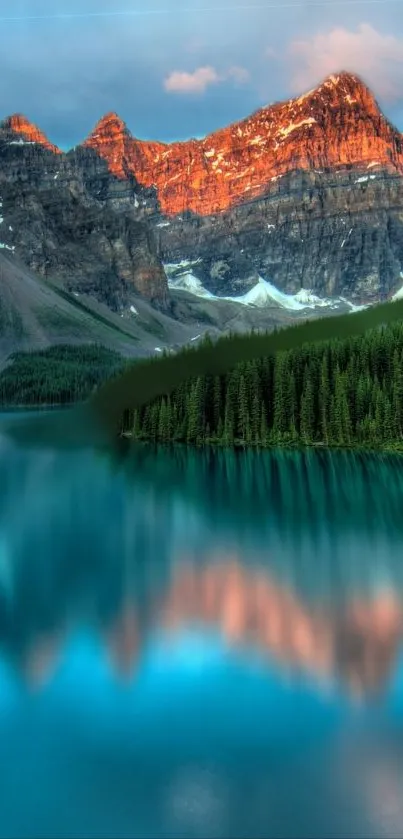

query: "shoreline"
xmin=2 ymin=405 xmax=402 ymax=457
xmin=120 ymin=432 xmax=403 ymax=457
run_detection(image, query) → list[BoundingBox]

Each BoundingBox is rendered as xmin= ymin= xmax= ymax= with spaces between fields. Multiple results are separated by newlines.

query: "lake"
xmin=1 ymin=415 xmax=403 ymax=838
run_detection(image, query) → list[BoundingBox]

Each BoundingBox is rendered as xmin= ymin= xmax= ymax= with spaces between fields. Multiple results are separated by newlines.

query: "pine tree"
xmin=392 ymin=348 xmax=403 ymax=438
xmin=150 ymin=402 xmax=159 ymax=441
xmin=260 ymin=402 xmax=268 ymax=444
xmin=319 ymin=351 xmax=330 ymax=444
xmin=238 ymin=374 xmax=248 ymax=442
xmin=272 ymin=353 xmax=289 ymax=438
xmin=213 ymin=376 xmax=221 ymax=435
xmin=158 ymin=399 xmax=168 ymax=442
xmin=224 ymin=390 xmax=235 ymax=444
xmin=187 ymin=377 xmax=204 ymax=442
xmin=300 ymin=367 xmax=315 ymax=443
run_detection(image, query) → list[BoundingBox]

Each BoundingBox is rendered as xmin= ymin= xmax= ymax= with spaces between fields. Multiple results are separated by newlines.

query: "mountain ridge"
xmin=3 ymin=71 xmax=402 ymax=217
xmin=0 ymin=71 xmax=403 ymax=320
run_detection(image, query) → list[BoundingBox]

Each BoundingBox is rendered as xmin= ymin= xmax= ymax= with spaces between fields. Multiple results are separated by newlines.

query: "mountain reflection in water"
xmin=1 ymin=425 xmax=403 ymax=837
xmin=6 ymin=556 xmax=403 ymax=701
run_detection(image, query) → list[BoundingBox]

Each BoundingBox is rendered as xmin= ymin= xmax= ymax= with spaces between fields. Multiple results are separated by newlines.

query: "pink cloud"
xmin=288 ymin=24 xmax=403 ymax=101
xmin=164 ymin=64 xmax=249 ymax=94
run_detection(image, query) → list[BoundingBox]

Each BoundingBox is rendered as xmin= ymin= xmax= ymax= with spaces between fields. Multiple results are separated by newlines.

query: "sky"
xmin=0 ymin=0 xmax=402 ymax=148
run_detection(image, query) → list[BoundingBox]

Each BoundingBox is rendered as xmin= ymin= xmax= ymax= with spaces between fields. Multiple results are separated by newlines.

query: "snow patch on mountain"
xmin=339 ymin=297 xmax=368 ymax=312
xmin=391 ymin=274 xmax=403 ymax=301
xmin=223 ymin=278 xmax=343 ymax=310
xmin=165 ymin=264 xmax=367 ymax=313
xmin=278 ymin=118 xmax=316 ymax=139
xmin=355 ymin=175 xmax=376 ymax=183
xmin=164 ymin=261 xmax=214 ymax=299
xmin=8 ymin=139 xmax=35 ymax=146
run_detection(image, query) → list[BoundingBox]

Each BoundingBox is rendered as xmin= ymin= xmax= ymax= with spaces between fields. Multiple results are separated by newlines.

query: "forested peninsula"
xmin=122 ymin=323 xmax=403 ymax=450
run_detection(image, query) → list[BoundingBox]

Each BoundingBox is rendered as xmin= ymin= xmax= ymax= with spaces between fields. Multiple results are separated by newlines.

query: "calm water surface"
xmin=1 ymin=415 xmax=403 ymax=838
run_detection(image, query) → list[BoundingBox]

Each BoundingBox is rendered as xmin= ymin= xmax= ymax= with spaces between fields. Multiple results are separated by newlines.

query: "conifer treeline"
xmin=0 ymin=344 xmax=124 ymax=406
xmin=123 ymin=324 xmax=403 ymax=448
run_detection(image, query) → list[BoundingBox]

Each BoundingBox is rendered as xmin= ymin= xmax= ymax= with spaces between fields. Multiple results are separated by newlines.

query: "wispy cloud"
xmin=288 ymin=23 xmax=403 ymax=101
xmin=164 ymin=64 xmax=249 ymax=94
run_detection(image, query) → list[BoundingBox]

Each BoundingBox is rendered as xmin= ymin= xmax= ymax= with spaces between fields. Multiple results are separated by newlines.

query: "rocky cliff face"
xmin=4 ymin=71 xmax=403 ymax=307
xmin=154 ymin=168 xmax=403 ymax=301
xmin=0 ymin=117 xmax=168 ymax=310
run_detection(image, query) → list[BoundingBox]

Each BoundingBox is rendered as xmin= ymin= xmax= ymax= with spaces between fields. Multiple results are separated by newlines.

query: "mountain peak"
xmin=2 ymin=113 xmax=60 ymax=153
xmin=322 ymin=70 xmax=364 ymax=87
xmin=313 ymin=71 xmax=380 ymax=112
xmin=86 ymin=112 xmax=130 ymax=141
xmin=83 ymin=112 xmax=132 ymax=177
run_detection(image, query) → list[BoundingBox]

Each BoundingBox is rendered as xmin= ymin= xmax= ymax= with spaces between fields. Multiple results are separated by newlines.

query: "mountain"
xmin=81 ymin=72 xmax=403 ymax=304
xmin=0 ymin=115 xmax=168 ymax=310
xmin=81 ymin=73 xmax=403 ymax=305
xmin=3 ymin=71 xmax=403 ymax=320
xmin=83 ymin=72 xmax=403 ymax=216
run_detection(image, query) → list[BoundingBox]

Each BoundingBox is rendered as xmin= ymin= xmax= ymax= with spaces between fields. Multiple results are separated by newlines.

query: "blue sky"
xmin=0 ymin=0 xmax=402 ymax=148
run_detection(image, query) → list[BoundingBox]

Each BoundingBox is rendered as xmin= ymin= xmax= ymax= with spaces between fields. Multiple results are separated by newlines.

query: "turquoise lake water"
xmin=1 ymin=416 xmax=403 ymax=837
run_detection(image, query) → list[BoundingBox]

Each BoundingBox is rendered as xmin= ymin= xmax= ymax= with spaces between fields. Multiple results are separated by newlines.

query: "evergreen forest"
xmin=0 ymin=344 xmax=124 ymax=406
xmin=123 ymin=322 xmax=403 ymax=449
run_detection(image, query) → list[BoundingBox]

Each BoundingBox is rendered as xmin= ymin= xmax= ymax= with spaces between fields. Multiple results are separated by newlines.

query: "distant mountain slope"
xmin=0 ymin=251 xmax=139 ymax=365
xmin=0 ymin=252 xmax=215 ymax=366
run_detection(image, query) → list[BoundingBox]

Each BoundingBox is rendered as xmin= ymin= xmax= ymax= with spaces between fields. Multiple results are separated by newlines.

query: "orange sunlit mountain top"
xmin=4 ymin=114 xmax=61 ymax=154
xmin=5 ymin=73 xmax=403 ymax=217
xmin=83 ymin=73 xmax=403 ymax=216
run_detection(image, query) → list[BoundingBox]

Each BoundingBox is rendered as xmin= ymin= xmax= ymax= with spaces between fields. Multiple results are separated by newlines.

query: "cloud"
xmin=164 ymin=66 xmax=220 ymax=93
xmin=164 ymin=64 xmax=249 ymax=94
xmin=287 ymin=24 xmax=403 ymax=101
